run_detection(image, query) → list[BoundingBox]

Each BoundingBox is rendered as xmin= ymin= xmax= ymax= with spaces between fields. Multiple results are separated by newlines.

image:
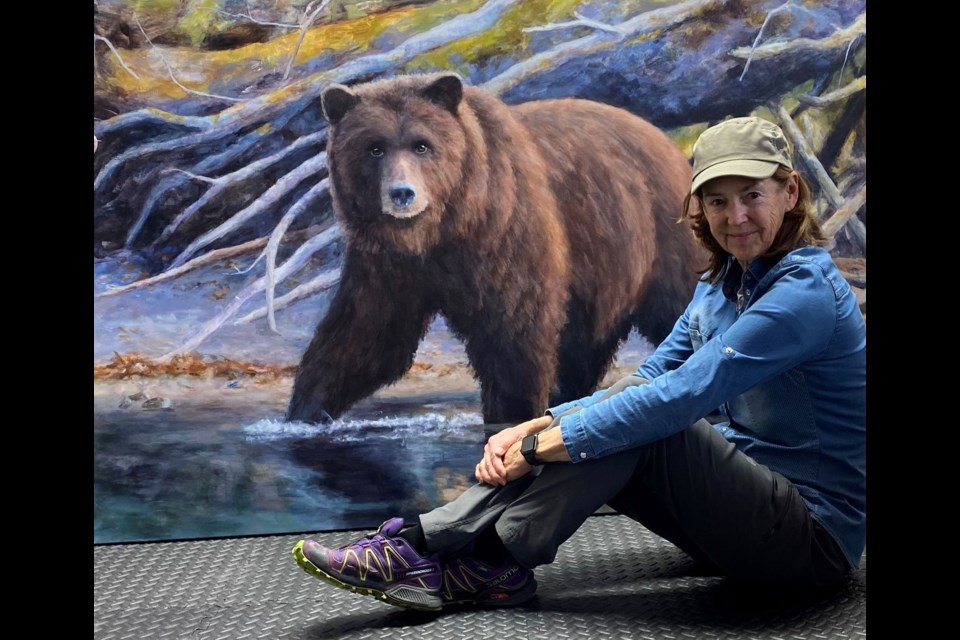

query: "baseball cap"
xmin=690 ymin=117 xmax=793 ymax=194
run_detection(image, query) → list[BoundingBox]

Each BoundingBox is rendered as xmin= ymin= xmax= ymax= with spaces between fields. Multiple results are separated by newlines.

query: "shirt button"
xmin=745 ymin=289 xmax=751 ymax=295
xmin=724 ymin=347 xmax=734 ymax=355
xmin=580 ymin=452 xmax=587 ymax=459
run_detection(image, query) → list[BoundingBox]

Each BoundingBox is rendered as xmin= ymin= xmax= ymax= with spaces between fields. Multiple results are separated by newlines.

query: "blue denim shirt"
xmin=548 ymin=246 xmax=866 ymax=569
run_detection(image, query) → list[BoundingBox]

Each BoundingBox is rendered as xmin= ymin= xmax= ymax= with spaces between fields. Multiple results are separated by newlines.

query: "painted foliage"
xmin=93 ymin=0 xmax=866 ymax=543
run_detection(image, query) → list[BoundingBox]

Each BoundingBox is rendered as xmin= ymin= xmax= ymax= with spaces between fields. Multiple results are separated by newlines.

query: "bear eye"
xmin=413 ymin=142 xmax=429 ymax=154
xmin=369 ymin=145 xmax=384 ymax=158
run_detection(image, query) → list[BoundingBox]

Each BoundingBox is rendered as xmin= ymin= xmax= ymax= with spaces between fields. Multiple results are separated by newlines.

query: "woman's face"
xmin=699 ymin=173 xmax=799 ymax=268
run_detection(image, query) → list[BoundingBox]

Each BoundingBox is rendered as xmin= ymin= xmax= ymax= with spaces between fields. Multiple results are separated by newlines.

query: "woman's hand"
xmin=501 ymin=439 xmax=534 ymax=483
xmin=475 ymin=425 xmax=523 ymax=485
xmin=475 ymin=415 xmax=552 ymax=485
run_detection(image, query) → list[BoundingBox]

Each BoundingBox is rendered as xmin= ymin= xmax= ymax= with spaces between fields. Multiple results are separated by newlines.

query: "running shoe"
xmin=292 ymin=517 xmax=443 ymax=612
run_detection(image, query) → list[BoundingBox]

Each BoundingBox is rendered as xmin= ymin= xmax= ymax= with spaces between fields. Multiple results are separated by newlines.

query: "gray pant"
xmin=420 ymin=375 xmax=850 ymax=589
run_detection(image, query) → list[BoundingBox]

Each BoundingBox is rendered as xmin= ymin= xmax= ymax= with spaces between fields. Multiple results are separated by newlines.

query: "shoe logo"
xmin=442 ymin=560 xmax=521 ymax=599
xmin=339 ymin=544 xmax=417 ymax=583
xmin=443 ymin=560 xmax=485 ymax=597
xmin=489 ymin=565 xmax=519 ymax=586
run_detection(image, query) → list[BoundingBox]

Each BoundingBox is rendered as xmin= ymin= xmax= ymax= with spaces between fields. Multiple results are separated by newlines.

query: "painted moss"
xmin=175 ymin=0 xmax=224 ymax=47
xmin=409 ymin=0 xmax=582 ymax=72
xmin=105 ymin=1 xmax=492 ymax=98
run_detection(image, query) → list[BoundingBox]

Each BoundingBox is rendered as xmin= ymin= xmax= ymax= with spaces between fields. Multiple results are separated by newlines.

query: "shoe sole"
xmin=292 ymin=540 xmax=442 ymax=612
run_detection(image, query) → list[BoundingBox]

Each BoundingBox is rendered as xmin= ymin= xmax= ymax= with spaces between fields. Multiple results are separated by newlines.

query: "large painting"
xmin=93 ymin=0 xmax=866 ymax=544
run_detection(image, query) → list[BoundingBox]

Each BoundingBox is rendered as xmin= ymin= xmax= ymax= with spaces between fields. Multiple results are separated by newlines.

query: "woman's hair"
xmin=681 ymin=166 xmax=826 ymax=283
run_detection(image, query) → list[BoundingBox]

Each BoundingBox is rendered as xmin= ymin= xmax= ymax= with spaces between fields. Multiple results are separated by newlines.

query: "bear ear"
xmin=322 ymin=84 xmax=361 ymax=125
xmin=421 ymin=73 xmax=463 ymax=114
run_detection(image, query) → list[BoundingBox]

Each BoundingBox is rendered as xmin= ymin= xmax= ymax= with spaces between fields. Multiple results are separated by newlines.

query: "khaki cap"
xmin=690 ymin=117 xmax=793 ymax=194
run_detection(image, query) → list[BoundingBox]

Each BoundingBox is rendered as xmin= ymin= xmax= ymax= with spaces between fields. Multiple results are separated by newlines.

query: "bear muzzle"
xmin=380 ymin=181 xmax=427 ymax=219
xmin=390 ymin=183 xmax=416 ymax=208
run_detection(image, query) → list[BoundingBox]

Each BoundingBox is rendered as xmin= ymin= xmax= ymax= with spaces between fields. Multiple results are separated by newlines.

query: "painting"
xmin=93 ymin=0 xmax=866 ymax=544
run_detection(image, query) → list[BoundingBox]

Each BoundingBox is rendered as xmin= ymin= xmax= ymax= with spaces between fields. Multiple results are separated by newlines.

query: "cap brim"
xmin=691 ymin=159 xmax=780 ymax=195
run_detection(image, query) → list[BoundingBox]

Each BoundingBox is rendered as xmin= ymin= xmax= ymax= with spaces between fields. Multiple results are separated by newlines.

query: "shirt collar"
xmin=720 ymin=255 xmax=777 ymax=302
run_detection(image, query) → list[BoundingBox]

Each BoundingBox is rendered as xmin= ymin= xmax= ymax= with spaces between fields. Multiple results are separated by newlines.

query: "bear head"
xmin=320 ymin=73 xmax=473 ymax=256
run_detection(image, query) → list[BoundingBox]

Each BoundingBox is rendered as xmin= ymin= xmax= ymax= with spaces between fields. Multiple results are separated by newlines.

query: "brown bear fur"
xmin=286 ymin=72 xmax=705 ymax=424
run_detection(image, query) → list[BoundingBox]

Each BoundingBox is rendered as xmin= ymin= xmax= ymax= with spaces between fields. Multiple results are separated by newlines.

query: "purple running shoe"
xmin=441 ymin=552 xmax=538 ymax=607
xmin=292 ymin=517 xmax=443 ymax=611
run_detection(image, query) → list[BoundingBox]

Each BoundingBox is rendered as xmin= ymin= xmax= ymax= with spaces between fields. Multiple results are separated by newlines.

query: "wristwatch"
xmin=520 ymin=434 xmax=542 ymax=466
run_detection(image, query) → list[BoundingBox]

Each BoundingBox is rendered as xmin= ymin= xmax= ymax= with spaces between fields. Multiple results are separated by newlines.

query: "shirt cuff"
xmin=559 ymin=412 xmax=596 ymax=463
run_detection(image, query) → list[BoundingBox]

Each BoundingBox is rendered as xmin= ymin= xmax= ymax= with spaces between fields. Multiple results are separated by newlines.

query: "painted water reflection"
xmin=93 ymin=317 xmax=653 ymax=545
xmin=94 ymin=389 xmax=488 ymax=544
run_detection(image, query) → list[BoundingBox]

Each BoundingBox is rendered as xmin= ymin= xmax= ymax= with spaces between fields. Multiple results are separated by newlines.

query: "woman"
xmin=292 ymin=116 xmax=866 ymax=612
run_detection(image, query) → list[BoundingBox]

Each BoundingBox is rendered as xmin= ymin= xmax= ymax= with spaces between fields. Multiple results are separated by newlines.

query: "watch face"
xmin=521 ymin=435 xmax=538 ymax=464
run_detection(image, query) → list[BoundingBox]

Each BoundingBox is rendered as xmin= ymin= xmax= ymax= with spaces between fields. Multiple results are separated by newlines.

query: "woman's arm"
xmin=559 ymin=260 xmax=837 ymax=462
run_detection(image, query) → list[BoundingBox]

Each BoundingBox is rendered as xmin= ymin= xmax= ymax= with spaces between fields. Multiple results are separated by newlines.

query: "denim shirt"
xmin=548 ymin=246 xmax=866 ymax=569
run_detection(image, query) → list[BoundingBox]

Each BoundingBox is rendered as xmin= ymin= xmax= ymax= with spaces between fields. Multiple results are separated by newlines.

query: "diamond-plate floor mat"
xmin=94 ymin=514 xmax=866 ymax=639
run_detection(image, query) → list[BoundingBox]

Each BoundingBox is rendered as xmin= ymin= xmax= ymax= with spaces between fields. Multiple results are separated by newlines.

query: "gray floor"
xmin=94 ymin=514 xmax=866 ymax=639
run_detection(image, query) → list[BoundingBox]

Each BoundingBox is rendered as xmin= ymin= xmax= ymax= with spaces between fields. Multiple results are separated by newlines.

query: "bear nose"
xmin=389 ymin=184 xmax=416 ymax=209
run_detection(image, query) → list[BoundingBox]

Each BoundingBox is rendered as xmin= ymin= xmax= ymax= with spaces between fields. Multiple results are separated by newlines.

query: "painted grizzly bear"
xmin=286 ymin=72 xmax=703 ymax=425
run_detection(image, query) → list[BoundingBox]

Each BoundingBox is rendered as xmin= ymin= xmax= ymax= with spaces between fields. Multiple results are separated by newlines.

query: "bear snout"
xmin=380 ymin=181 xmax=427 ymax=219
xmin=389 ymin=183 xmax=416 ymax=208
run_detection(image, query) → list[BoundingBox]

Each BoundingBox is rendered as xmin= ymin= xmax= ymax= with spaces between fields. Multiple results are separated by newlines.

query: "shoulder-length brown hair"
xmin=681 ymin=166 xmax=826 ymax=284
